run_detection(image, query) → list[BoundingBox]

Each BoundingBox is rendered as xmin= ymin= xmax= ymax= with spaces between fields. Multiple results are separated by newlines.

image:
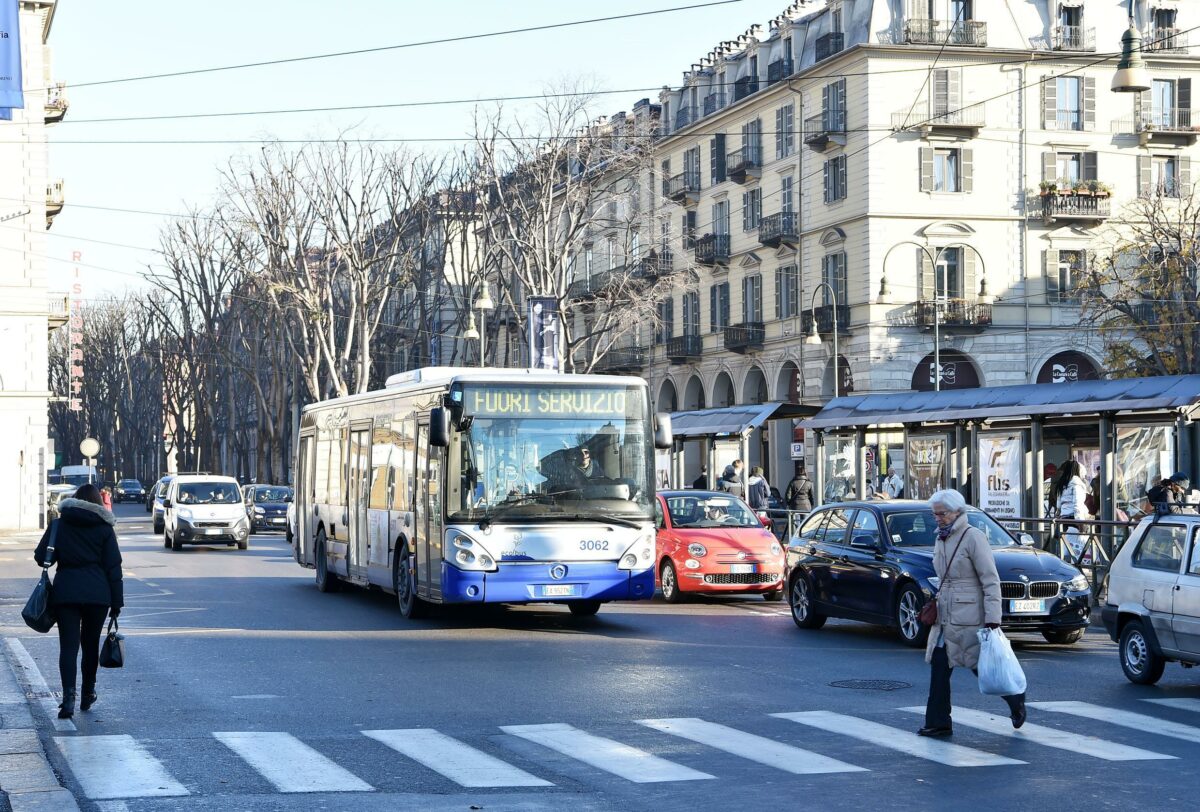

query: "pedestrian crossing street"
xmin=53 ymin=700 xmax=1200 ymax=801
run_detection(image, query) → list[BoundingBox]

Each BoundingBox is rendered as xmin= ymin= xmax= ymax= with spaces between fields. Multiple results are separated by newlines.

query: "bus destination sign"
xmin=463 ymin=386 xmax=633 ymax=419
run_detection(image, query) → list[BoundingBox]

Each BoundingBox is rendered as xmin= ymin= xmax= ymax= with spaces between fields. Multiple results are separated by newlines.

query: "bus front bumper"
xmin=442 ymin=561 xmax=655 ymax=604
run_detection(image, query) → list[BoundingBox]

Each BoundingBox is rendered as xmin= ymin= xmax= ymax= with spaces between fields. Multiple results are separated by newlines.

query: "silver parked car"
xmin=1102 ymin=513 xmax=1200 ymax=684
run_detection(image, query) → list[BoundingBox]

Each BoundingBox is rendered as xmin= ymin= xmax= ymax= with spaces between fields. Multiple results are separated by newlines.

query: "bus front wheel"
xmin=395 ymin=546 xmax=428 ymax=619
xmin=568 ymin=600 xmax=601 ymax=617
xmin=315 ymin=531 xmax=341 ymax=593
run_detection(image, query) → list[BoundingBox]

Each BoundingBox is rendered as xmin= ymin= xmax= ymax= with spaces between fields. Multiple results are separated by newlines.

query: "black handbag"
xmin=100 ymin=618 xmax=125 ymax=668
xmin=21 ymin=522 xmax=58 ymax=633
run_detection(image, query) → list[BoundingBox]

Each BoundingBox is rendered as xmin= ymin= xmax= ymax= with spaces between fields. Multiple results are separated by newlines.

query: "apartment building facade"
xmin=0 ymin=0 xmax=65 ymax=529
xmin=646 ymin=0 xmax=1197 ymax=486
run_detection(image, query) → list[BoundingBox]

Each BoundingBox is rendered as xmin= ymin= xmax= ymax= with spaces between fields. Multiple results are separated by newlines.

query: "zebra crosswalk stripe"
xmin=213 ymin=732 xmax=373 ymax=793
xmin=1143 ymin=698 xmax=1200 ymax=714
xmin=772 ymin=711 xmax=1025 ymax=767
xmin=54 ymin=735 xmax=188 ymax=800
xmin=899 ymin=707 xmax=1176 ymax=761
xmin=638 ymin=717 xmax=868 ymax=775
xmin=1030 ymin=701 xmax=1200 ymax=745
xmin=363 ymin=729 xmax=552 ymax=788
xmin=501 ymin=723 xmax=714 ymax=783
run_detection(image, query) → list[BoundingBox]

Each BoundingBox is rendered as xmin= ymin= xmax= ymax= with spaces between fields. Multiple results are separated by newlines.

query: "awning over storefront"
xmin=800 ymin=374 xmax=1200 ymax=429
xmin=670 ymin=401 xmax=820 ymax=440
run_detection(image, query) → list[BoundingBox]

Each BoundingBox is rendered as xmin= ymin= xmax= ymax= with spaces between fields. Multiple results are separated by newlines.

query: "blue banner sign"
xmin=0 ymin=0 xmax=24 ymax=114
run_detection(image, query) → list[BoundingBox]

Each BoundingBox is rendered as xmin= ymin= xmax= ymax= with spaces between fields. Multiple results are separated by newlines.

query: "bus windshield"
xmin=448 ymin=382 xmax=653 ymax=523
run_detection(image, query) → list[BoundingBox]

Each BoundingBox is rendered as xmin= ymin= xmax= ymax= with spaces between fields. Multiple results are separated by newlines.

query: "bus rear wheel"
xmin=395 ymin=546 xmax=427 ymax=619
xmin=315 ymin=531 xmax=340 ymax=593
xmin=568 ymin=600 xmax=601 ymax=617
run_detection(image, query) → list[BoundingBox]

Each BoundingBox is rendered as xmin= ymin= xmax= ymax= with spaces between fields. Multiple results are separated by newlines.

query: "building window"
xmin=1153 ymin=155 xmax=1180 ymax=197
xmin=823 ymin=155 xmax=847 ymax=203
xmin=606 ymin=236 xmax=618 ymax=271
xmin=656 ymin=298 xmax=674 ymax=343
xmin=775 ymin=104 xmax=795 ymax=160
xmin=683 ymin=291 xmax=700 ymax=336
xmin=682 ymin=210 xmax=697 ymax=248
xmin=822 ymin=252 xmax=847 ymax=305
xmin=952 ymin=0 xmax=972 ymax=21
xmin=741 ymin=118 xmax=763 ymax=166
xmin=781 ymin=175 xmax=795 ymax=214
xmin=775 ymin=264 xmax=799 ymax=318
xmin=1045 ymin=249 xmax=1089 ymax=303
xmin=710 ymin=283 xmax=731 ymax=332
xmin=1151 ymin=79 xmax=1177 ymax=127
xmin=1056 ymin=76 xmax=1083 ymax=130
xmin=935 ymin=248 xmax=963 ymax=299
xmin=934 ymin=149 xmax=960 ymax=192
xmin=1057 ymin=151 xmax=1083 ymax=184
xmin=584 ymin=245 xmax=593 ymax=280
xmin=684 ymin=146 xmax=701 ymax=189
xmin=742 ymin=274 xmax=763 ymax=322
xmin=742 ymin=188 xmax=762 ymax=231
xmin=712 ymin=200 xmax=730 ymax=236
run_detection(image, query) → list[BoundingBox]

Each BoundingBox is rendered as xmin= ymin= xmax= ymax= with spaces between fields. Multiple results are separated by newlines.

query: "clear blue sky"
xmin=44 ymin=0 xmax=788 ymax=297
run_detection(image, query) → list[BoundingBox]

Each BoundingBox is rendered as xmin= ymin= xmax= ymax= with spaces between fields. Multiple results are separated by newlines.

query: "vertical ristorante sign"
xmin=68 ymin=251 xmax=83 ymax=411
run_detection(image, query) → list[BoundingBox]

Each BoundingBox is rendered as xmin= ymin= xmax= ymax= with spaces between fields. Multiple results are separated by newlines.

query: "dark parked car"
xmin=115 ymin=478 xmax=145 ymax=503
xmin=149 ymin=476 xmax=174 ymax=531
xmin=243 ymin=484 xmax=293 ymax=533
xmin=786 ymin=500 xmax=1092 ymax=647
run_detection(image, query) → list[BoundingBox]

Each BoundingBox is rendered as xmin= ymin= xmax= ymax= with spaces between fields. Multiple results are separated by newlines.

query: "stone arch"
xmin=911 ymin=349 xmax=983 ymax=391
xmin=657 ymin=378 xmax=678 ymax=413
xmin=821 ymin=355 xmax=854 ymax=398
xmin=683 ymin=374 xmax=705 ymax=411
xmin=712 ymin=370 xmax=736 ymax=408
xmin=741 ymin=365 xmax=769 ymax=405
xmin=775 ymin=360 xmax=801 ymax=403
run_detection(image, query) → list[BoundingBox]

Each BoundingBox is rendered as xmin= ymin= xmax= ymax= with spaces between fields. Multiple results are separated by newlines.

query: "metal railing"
xmin=803 ymin=109 xmax=847 ymax=145
xmin=1137 ymin=107 xmax=1196 ymax=133
xmin=758 ymin=212 xmax=799 ymax=246
xmin=695 ymin=233 xmax=731 ymax=265
xmin=1041 ymin=193 xmax=1111 ymax=220
xmin=44 ymin=83 xmax=69 ymax=122
xmin=1052 ymin=109 xmax=1084 ymax=131
xmin=1052 ymin=25 xmax=1095 ymax=52
xmin=914 ymin=298 xmax=993 ymax=328
xmin=892 ymin=101 xmax=985 ymax=130
xmin=904 ymin=19 xmax=987 ymax=46
xmin=801 ymin=303 xmax=850 ymax=335
xmin=632 ymin=251 xmax=673 ymax=280
xmin=703 ymin=92 xmax=724 ymax=117
xmin=726 ymin=145 xmax=761 ymax=177
xmin=733 ymin=75 xmax=760 ymax=102
xmin=663 ymin=172 xmax=700 ymax=201
xmin=665 ymin=334 xmax=703 ymax=362
xmin=815 ymin=31 xmax=844 ymax=62
xmin=596 ymin=346 xmax=648 ymax=372
xmin=723 ymin=322 xmax=765 ymax=352
xmin=674 ymin=106 xmax=696 ymax=130
xmin=1145 ymin=26 xmax=1187 ymax=53
xmin=767 ymin=58 xmax=794 ymax=84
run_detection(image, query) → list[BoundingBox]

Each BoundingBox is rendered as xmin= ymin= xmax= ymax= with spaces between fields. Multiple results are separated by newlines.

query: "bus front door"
xmin=414 ymin=422 xmax=445 ymax=602
xmin=296 ymin=433 xmax=315 ymax=565
xmin=348 ymin=426 xmax=370 ymax=582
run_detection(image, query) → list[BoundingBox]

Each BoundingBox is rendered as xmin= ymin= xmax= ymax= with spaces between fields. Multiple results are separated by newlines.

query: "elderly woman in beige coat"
xmin=918 ymin=489 xmax=1026 ymax=738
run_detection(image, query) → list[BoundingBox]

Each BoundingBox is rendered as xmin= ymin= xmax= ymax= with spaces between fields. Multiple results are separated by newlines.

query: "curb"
xmin=0 ymin=642 xmax=80 ymax=812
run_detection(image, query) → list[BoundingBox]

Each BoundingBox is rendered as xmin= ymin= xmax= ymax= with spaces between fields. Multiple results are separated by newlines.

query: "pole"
xmin=832 ymin=299 xmax=839 ymax=397
xmin=934 ymin=262 xmax=941 ymax=392
xmin=479 ymin=309 xmax=487 ymax=368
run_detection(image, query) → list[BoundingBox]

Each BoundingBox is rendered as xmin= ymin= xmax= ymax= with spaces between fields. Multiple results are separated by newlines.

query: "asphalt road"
xmin=2 ymin=503 xmax=1199 ymax=811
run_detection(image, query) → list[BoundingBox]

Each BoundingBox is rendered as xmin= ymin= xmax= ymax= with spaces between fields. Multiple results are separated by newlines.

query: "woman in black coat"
xmin=34 ymin=483 xmax=123 ymax=719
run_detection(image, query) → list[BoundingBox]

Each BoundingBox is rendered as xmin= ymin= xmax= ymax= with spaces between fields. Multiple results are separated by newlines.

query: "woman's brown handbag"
xmin=918 ymin=532 xmax=967 ymax=626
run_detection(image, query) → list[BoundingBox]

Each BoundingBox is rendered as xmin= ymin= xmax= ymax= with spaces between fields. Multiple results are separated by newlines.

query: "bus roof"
xmin=383 ymin=367 xmax=649 ymax=391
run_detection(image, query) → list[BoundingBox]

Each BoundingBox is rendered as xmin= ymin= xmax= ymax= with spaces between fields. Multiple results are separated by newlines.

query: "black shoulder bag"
xmin=100 ymin=618 xmax=125 ymax=669
xmin=22 ymin=521 xmax=58 ymax=633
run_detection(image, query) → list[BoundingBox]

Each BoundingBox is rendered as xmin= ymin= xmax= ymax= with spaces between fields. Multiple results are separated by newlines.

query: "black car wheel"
xmin=789 ymin=572 xmax=826 ymax=630
xmin=1119 ymin=620 xmax=1165 ymax=685
xmin=1042 ymin=628 xmax=1085 ymax=645
xmin=660 ymin=560 xmax=683 ymax=603
xmin=895 ymin=584 xmax=930 ymax=647
xmin=153 ymin=518 xmax=163 ymax=534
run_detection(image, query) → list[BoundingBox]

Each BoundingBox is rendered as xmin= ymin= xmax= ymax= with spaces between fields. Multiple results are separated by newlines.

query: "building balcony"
xmin=694 ymin=233 xmax=731 ymax=266
xmin=1052 ymin=25 xmax=1095 ymax=52
xmin=1129 ymin=301 xmax=1160 ymax=325
xmin=703 ymin=92 xmax=725 ymax=117
xmin=1128 ymin=108 xmax=1200 ymax=146
xmin=724 ymin=322 xmax=765 ymax=354
xmin=726 ymin=146 xmax=761 ymax=183
xmin=567 ymin=268 xmax=624 ymax=301
xmin=44 ymin=83 xmax=68 ymax=124
xmin=1144 ymin=27 xmax=1187 ymax=53
xmin=914 ymin=299 xmax=992 ymax=333
xmin=732 ymin=75 xmax=760 ymax=102
xmin=803 ymin=110 xmax=847 ymax=151
xmin=903 ymin=19 xmax=987 ymax=47
xmin=631 ymin=250 xmax=674 ymax=282
xmin=674 ymin=105 xmax=696 ymax=131
xmin=1036 ymin=190 xmax=1112 ymax=223
xmin=801 ymin=304 xmax=850 ymax=336
xmin=45 ymin=180 xmax=64 ymax=228
xmin=664 ymin=173 xmax=700 ymax=205
xmin=47 ymin=292 xmax=69 ymax=332
xmin=815 ymin=32 xmax=845 ymax=62
xmin=758 ymin=212 xmax=799 ymax=247
xmin=596 ymin=346 xmax=648 ymax=373
xmin=666 ymin=334 xmax=703 ymax=364
xmin=766 ymin=58 xmax=794 ymax=85
xmin=891 ymin=101 xmax=984 ymax=134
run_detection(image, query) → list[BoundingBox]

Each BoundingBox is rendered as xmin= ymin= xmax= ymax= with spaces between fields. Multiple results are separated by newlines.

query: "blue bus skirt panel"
xmin=440 ymin=561 xmax=656 ymax=604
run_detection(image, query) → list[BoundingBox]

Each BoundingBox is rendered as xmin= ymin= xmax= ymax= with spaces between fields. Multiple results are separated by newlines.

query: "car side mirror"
xmin=851 ymin=534 xmax=882 ymax=552
xmin=1019 ymin=533 xmax=1036 ymax=547
xmin=285 ymin=494 xmax=293 ymax=503
xmin=760 ymin=514 xmax=773 ymax=528
xmin=162 ymin=498 xmax=172 ymax=509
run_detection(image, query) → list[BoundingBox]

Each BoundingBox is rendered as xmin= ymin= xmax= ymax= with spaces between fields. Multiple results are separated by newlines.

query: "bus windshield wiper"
xmin=477 ymin=489 xmax=581 ymax=530
xmin=557 ymin=510 xmax=646 ymax=529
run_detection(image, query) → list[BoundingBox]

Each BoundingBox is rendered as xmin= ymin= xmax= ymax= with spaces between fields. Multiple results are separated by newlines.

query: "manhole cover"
xmin=829 ymin=679 xmax=911 ymax=691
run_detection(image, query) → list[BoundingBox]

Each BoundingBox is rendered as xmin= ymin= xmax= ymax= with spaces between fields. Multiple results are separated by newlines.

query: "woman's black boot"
xmin=80 ymin=686 xmax=97 ymax=711
xmin=58 ymin=689 xmax=76 ymax=719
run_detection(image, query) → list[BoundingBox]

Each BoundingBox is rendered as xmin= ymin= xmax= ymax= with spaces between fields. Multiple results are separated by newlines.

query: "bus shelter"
xmin=798 ymin=374 xmax=1200 ymax=528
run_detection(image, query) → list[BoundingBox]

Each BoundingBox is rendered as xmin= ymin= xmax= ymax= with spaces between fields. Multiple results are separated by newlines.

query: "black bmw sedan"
xmin=786 ymin=500 xmax=1091 ymax=647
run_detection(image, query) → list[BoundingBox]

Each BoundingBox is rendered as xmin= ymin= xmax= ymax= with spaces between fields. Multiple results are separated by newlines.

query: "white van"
xmin=162 ymin=475 xmax=250 ymax=551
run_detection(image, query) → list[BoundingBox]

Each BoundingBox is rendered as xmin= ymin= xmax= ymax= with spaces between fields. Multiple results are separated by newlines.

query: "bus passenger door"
xmin=348 ymin=426 xmax=371 ymax=582
xmin=296 ymin=432 xmax=315 ymax=566
xmin=413 ymin=422 xmax=444 ymax=602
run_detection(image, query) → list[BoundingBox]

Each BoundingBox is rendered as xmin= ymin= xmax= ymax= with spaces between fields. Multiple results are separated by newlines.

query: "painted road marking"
xmin=638 ymin=717 xmax=867 ymax=775
xmin=900 ymin=707 xmax=1174 ymax=761
xmin=1143 ymin=698 xmax=1200 ymax=714
xmin=501 ymin=723 xmax=714 ymax=783
xmin=772 ymin=711 xmax=1024 ymax=767
xmin=5 ymin=638 xmax=76 ymax=732
xmin=364 ymin=728 xmax=551 ymax=788
xmin=1031 ymin=701 xmax=1200 ymax=745
xmin=213 ymin=732 xmax=373 ymax=793
xmin=54 ymin=735 xmax=187 ymax=800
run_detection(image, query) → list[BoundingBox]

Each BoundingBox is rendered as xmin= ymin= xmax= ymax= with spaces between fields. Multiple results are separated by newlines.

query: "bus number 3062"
xmin=579 ymin=540 xmax=610 ymax=551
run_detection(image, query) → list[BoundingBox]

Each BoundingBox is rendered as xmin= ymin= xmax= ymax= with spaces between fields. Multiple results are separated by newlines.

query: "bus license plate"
xmin=729 ymin=564 xmax=756 ymax=574
xmin=541 ymin=585 xmax=575 ymax=597
xmin=1010 ymin=599 xmax=1045 ymax=614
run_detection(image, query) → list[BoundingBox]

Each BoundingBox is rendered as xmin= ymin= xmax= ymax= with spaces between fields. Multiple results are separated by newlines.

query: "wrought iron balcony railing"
xmin=674 ymin=105 xmax=696 ymax=131
xmin=815 ymin=32 xmax=845 ymax=62
xmin=703 ymin=92 xmax=725 ymax=117
xmin=758 ymin=212 xmax=799 ymax=247
xmin=904 ymin=19 xmax=987 ymax=47
xmin=1039 ymin=193 xmax=1112 ymax=222
xmin=766 ymin=58 xmax=794 ymax=85
xmin=726 ymin=145 xmax=761 ymax=182
xmin=891 ymin=101 xmax=985 ymax=131
xmin=803 ymin=109 xmax=847 ymax=148
xmin=597 ymin=346 xmax=648 ymax=372
xmin=694 ymin=234 xmax=731 ymax=265
xmin=733 ymin=75 xmax=760 ymax=102
xmin=801 ymin=304 xmax=850 ymax=335
xmin=666 ymin=334 xmax=703 ymax=363
xmin=1144 ymin=27 xmax=1187 ymax=53
xmin=1052 ymin=25 xmax=1095 ymax=52
xmin=724 ymin=322 xmax=765 ymax=353
xmin=631 ymin=251 xmax=674 ymax=281
xmin=914 ymin=299 xmax=992 ymax=329
xmin=664 ymin=172 xmax=701 ymax=203
xmin=1137 ymin=108 xmax=1197 ymax=133
xmin=44 ymin=83 xmax=69 ymax=124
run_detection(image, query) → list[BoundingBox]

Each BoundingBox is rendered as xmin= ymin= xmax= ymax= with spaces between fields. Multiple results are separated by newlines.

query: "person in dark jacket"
xmin=747 ymin=466 xmax=770 ymax=510
xmin=34 ymin=483 xmax=123 ymax=719
xmin=692 ymin=466 xmax=709 ymax=490
xmin=719 ymin=460 xmax=745 ymax=497
xmin=785 ymin=465 xmax=814 ymax=512
xmin=1147 ymin=472 xmax=1190 ymax=515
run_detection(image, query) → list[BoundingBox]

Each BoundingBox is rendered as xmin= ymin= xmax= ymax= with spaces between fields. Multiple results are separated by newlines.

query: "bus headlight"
xmin=446 ymin=529 xmax=498 ymax=572
xmin=619 ymin=531 xmax=655 ymax=571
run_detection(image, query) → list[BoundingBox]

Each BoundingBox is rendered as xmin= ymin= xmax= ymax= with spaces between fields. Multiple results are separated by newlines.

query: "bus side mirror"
xmin=430 ymin=407 xmax=451 ymax=448
xmin=654 ymin=412 xmax=673 ymax=450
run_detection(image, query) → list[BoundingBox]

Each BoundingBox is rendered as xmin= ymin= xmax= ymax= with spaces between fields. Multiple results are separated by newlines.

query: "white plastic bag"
xmin=976 ymin=628 xmax=1027 ymax=696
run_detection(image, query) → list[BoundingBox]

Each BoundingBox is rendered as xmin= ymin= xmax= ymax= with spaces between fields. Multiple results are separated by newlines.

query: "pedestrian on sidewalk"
xmin=785 ymin=464 xmax=814 ymax=513
xmin=918 ymin=488 xmax=1026 ymax=739
xmin=33 ymin=483 xmax=124 ymax=719
xmin=747 ymin=466 xmax=770 ymax=511
xmin=1050 ymin=460 xmax=1091 ymax=559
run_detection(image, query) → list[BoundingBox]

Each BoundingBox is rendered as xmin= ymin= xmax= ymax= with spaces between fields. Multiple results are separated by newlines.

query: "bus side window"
xmin=390 ymin=410 xmax=411 ymax=512
xmin=369 ymin=426 xmax=391 ymax=512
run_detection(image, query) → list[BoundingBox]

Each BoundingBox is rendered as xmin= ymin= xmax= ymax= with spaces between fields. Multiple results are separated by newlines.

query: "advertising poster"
xmin=0 ymin=0 xmax=24 ymax=120
xmin=979 ymin=433 xmax=1023 ymax=520
xmin=906 ymin=437 xmax=946 ymax=501
xmin=527 ymin=297 xmax=561 ymax=371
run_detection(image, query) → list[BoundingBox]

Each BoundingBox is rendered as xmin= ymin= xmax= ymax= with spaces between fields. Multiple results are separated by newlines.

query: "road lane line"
xmin=1031 ymin=701 xmax=1200 ymax=744
xmin=899 ymin=707 xmax=1175 ymax=761
xmin=500 ymin=723 xmax=714 ymax=783
xmin=213 ymin=732 xmax=373 ymax=793
xmin=4 ymin=638 xmax=76 ymax=732
xmin=772 ymin=711 xmax=1024 ymax=767
xmin=364 ymin=729 xmax=551 ymax=787
xmin=637 ymin=717 xmax=867 ymax=775
xmin=54 ymin=735 xmax=187 ymax=799
xmin=1143 ymin=698 xmax=1200 ymax=714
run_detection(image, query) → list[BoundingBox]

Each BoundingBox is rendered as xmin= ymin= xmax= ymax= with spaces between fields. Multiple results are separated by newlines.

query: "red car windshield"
xmin=666 ymin=494 xmax=760 ymax=528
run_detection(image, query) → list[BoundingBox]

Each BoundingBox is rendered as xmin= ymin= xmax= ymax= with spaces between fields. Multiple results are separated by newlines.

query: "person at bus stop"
xmin=747 ymin=466 xmax=770 ymax=511
xmin=1050 ymin=460 xmax=1091 ymax=559
xmin=1147 ymin=472 xmax=1190 ymax=515
xmin=719 ymin=460 xmax=744 ymax=497
xmin=881 ymin=466 xmax=904 ymax=499
xmin=785 ymin=464 xmax=814 ymax=513
xmin=692 ymin=466 xmax=709 ymax=490
xmin=33 ymin=483 xmax=124 ymax=720
xmin=918 ymin=488 xmax=1026 ymax=739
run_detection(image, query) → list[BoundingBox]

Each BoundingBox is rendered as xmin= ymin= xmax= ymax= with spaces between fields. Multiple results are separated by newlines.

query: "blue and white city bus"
xmin=293 ymin=367 xmax=673 ymax=618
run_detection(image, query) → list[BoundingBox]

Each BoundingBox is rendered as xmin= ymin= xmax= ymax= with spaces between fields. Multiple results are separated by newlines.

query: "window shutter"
xmin=822 ymin=82 xmax=831 ymax=115
xmin=754 ymin=189 xmax=762 ymax=223
xmin=963 ymin=248 xmax=978 ymax=301
xmin=776 ymin=107 xmax=785 ymax=160
xmin=920 ymin=148 xmax=934 ymax=192
xmin=948 ymin=68 xmax=961 ymax=114
xmin=716 ymin=134 xmax=726 ymax=182
xmin=1139 ymin=89 xmax=1153 ymax=126
xmin=932 ymin=69 xmax=949 ymax=116
xmin=1179 ymin=78 xmax=1192 ymax=124
xmin=722 ymin=285 xmax=730 ymax=327
xmin=1042 ymin=151 xmax=1057 ymax=183
xmin=917 ymin=248 xmax=934 ymax=299
xmin=710 ymin=286 xmax=717 ymax=332
xmin=838 ymin=156 xmax=847 ymax=199
xmin=1082 ymin=151 xmax=1098 ymax=182
xmin=1083 ymin=76 xmax=1096 ymax=130
xmin=710 ymin=136 xmax=718 ymax=185
xmin=836 ymin=252 xmax=847 ymax=304
xmin=774 ymin=268 xmax=783 ymax=319
xmin=1138 ymin=155 xmax=1153 ymax=197
xmin=1042 ymin=76 xmax=1056 ymax=129
xmin=836 ymin=79 xmax=846 ymax=115
xmin=961 ymin=148 xmax=974 ymax=193
xmin=1044 ymin=250 xmax=1061 ymax=303
xmin=823 ymin=161 xmax=832 ymax=203
xmin=742 ymin=192 xmax=751 ymax=231
xmin=1181 ymin=157 xmax=1193 ymax=195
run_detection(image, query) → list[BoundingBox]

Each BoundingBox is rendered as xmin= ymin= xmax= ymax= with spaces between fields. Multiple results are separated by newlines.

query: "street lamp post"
xmin=1112 ymin=0 xmax=1151 ymax=94
xmin=804 ymin=282 xmax=840 ymax=397
xmin=463 ymin=281 xmax=496 ymax=367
